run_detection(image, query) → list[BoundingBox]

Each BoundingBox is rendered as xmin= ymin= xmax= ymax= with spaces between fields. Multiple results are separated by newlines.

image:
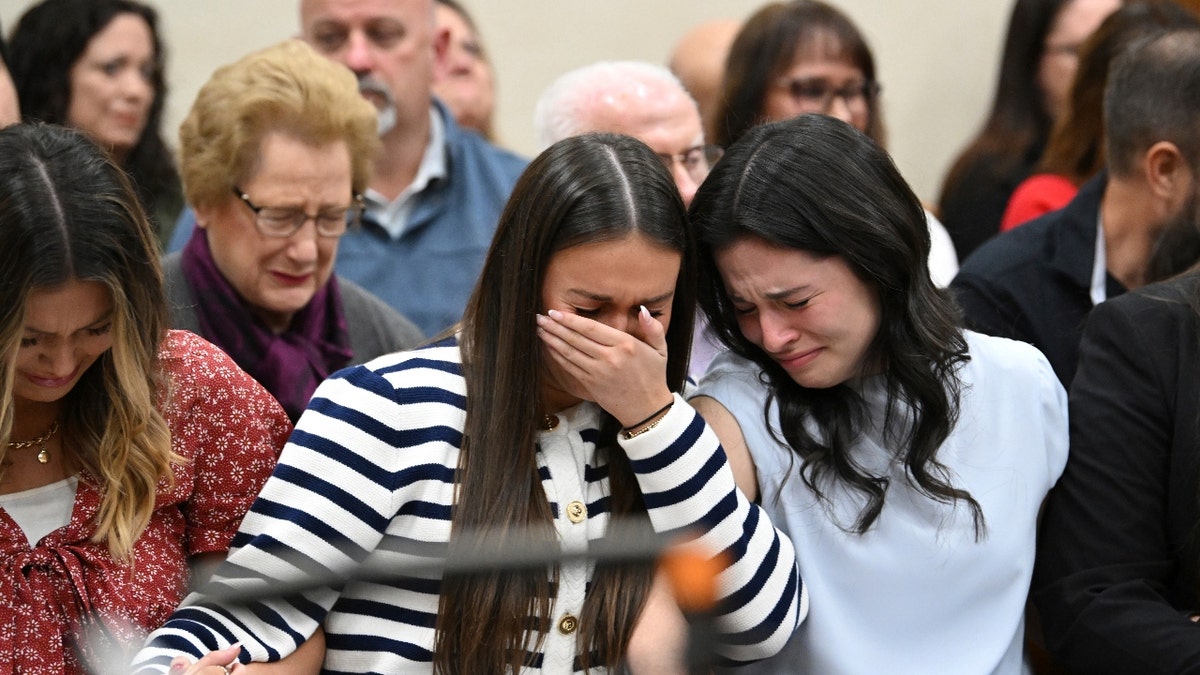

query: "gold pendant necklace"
xmin=7 ymin=421 xmax=59 ymax=464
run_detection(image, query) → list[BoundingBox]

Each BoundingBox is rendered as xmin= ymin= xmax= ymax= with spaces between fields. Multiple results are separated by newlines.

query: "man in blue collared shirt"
xmin=172 ymin=0 xmax=525 ymax=337
xmin=302 ymin=0 xmax=525 ymax=337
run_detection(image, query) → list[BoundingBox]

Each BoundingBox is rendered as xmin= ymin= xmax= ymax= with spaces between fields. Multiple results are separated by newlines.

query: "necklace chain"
xmin=7 ymin=421 xmax=59 ymax=464
xmin=7 ymin=421 xmax=59 ymax=449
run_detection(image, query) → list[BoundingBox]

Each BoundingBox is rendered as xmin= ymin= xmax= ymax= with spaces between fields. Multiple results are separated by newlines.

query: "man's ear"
xmin=1143 ymin=140 xmax=1192 ymax=204
xmin=431 ymin=23 xmax=451 ymax=82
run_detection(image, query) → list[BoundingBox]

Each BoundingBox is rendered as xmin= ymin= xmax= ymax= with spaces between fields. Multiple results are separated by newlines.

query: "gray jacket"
xmin=161 ymin=252 xmax=424 ymax=370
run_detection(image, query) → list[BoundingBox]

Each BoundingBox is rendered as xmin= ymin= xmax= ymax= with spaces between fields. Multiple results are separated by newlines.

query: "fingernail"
xmin=535 ymin=313 xmax=547 ymax=324
xmin=169 ymin=662 xmax=186 ymax=674
xmin=548 ymin=309 xmax=562 ymax=320
xmin=639 ymin=305 xmax=650 ymax=321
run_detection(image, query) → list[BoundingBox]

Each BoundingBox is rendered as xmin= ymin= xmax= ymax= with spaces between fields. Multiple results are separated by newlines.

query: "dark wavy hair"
xmin=691 ymin=114 xmax=979 ymax=536
xmin=8 ymin=0 xmax=179 ymax=238
xmin=0 ymin=123 xmax=172 ymax=559
xmin=436 ymin=132 xmax=695 ymax=673
xmin=715 ymin=0 xmax=881 ymax=149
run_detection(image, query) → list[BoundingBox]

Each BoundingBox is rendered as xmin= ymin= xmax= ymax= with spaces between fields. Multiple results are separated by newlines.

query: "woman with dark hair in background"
xmin=133 ymin=133 xmax=805 ymax=674
xmin=8 ymin=0 xmax=183 ymax=246
xmin=938 ymin=0 xmax=1118 ymax=258
xmin=691 ymin=115 xmax=1067 ymax=673
xmin=0 ymin=123 xmax=289 ymax=673
xmin=714 ymin=0 xmax=960 ymax=287
xmin=1001 ymin=0 xmax=1198 ymax=230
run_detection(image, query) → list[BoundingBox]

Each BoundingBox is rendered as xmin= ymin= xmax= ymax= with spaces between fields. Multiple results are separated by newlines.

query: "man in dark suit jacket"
xmin=1034 ymin=270 xmax=1200 ymax=674
xmin=951 ymin=29 xmax=1200 ymax=387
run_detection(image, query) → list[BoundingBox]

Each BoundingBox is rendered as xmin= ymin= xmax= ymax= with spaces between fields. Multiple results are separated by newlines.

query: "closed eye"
xmin=571 ymin=307 xmax=601 ymax=317
xmin=87 ymin=323 xmax=112 ymax=337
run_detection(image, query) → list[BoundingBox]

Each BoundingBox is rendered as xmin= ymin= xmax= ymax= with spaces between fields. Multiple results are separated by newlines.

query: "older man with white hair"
xmin=535 ymin=61 xmax=720 ymax=208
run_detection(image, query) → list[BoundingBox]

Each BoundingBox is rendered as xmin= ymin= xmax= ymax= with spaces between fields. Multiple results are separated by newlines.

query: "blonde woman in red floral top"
xmin=0 ymin=124 xmax=291 ymax=674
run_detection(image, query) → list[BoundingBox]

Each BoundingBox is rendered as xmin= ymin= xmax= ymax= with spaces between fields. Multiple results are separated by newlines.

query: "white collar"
xmin=1090 ymin=212 xmax=1107 ymax=306
xmin=363 ymin=106 xmax=449 ymax=238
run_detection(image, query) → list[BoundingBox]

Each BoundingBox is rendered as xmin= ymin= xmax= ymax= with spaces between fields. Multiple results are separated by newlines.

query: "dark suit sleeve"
xmin=950 ymin=270 xmax=1034 ymax=344
xmin=1034 ymin=298 xmax=1200 ymax=674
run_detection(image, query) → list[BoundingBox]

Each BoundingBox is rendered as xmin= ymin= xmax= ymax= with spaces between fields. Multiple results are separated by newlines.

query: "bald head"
xmin=669 ymin=19 xmax=741 ymax=142
xmin=535 ymin=61 xmax=707 ymax=205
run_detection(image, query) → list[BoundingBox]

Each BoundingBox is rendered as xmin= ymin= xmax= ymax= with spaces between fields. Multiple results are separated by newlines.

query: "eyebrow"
xmin=23 ymin=311 xmax=114 ymax=337
xmin=566 ymin=289 xmax=675 ymax=304
xmin=730 ymin=285 xmax=811 ymax=303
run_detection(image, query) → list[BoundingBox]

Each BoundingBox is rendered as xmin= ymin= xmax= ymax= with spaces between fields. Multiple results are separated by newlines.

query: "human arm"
xmin=1033 ymin=297 xmax=1200 ymax=674
xmin=165 ymin=332 xmax=292 ymax=559
xmin=132 ymin=359 xmax=430 ymax=673
xmin=689 ymin=395 xmax=758 ymax=502
xmin=168 ymin=628 xmax=325 ymax=675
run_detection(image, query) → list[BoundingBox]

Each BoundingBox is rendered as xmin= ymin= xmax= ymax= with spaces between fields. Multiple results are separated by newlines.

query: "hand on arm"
xmin=165 ymin=630 xmax=324 ymax=675
xmin=690 ymin=395 xmax=758 ymax=502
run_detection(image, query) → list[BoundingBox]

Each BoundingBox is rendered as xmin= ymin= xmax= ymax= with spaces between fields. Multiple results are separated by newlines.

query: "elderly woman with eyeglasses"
xmin=166 ymin=40 xmax=422 ymax=422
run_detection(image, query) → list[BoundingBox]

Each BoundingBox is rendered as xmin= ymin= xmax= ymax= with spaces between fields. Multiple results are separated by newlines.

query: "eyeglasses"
xmin=232 ymin=187 xmax=364 ymax=238
xmin=657 ymin=144 xmax=724 ymax=182
xmin=775 ymin=77 xmax=880 ymax=113
xmin=1043 ymin=41 xmax=1082 ymax=58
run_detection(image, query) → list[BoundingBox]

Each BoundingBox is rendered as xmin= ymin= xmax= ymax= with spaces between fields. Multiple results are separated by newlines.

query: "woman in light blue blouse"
xmin=691 ymin=114 xmax=1067 ymax=675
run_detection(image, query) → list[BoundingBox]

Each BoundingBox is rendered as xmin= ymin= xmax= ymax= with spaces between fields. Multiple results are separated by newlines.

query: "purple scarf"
xmin=180 ymin=229 xmax=353 ymax=421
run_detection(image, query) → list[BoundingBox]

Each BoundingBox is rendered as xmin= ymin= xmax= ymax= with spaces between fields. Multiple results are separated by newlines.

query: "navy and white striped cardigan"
xmin=133 ymin=339 xmax=806 ymax=673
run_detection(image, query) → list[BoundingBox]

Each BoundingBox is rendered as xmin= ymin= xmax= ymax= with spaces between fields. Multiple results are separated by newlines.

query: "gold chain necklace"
xmin=7 ymin=421 xmax=59 ymax=464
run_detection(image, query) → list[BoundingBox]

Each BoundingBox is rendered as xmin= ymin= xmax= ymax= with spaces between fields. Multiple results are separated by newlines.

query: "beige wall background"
xmin=0 ymin=0 xmax=1012 ymax=206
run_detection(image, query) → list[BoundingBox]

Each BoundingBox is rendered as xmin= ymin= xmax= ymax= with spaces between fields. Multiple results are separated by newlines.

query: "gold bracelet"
xmin=621 ymin=400 xmax=674 ymax=439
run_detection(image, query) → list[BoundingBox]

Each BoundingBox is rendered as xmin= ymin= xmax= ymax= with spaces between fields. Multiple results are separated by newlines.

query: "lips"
xmin=774 ymin=347 xmax=822 ymax=370
xmin=23 ymin=369 xmax=79 ymax=389
xmin=271 ymin=271 xmax=314 ymax=287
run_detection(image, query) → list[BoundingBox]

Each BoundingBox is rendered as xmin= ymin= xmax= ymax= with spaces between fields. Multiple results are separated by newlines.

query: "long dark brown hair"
xmin=692 ymin=115 xmax=979 ymax=537
xmin=938 ymin=0 xmax=1081 ymax=225
xmin=434 ymin=132 xmax=695 ymax=673
xmin=715 ymin=0 xmax=882 ymax=149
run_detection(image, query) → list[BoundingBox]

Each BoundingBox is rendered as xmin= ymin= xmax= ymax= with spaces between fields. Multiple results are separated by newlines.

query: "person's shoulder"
xmin=160 ymin=329 xmax=227 ymax=366
xmin=443 ymin=110 xmax=528 ymax=176
xmin=160 ymin=330 xmax=259 ymax=388
xmin=1087 ymin=272 xmax=1200 ymax=342
xmin=956 ymin=214 xmax=1057 ymax=278
xmin=337 ymin=275 xmax=425 ymax=349
xmin=1104 ymin=272 xmax=1200 ymax=318
xmin=962 ymin=330 xmax=1057 ymax=385
xmin=329 ymin=336 xmax=464 ymax=392
xmin=159 ymin=329 xmax=285 ymax=415
xmin=694 ymin=350 xmax=767 ymax=401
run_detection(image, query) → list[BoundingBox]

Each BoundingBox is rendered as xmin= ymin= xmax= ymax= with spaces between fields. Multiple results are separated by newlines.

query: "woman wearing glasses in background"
xmin=714 ymin=0 xmax=959 ymax=287
xmin=166 ymin=39 xmax=423 ymax=422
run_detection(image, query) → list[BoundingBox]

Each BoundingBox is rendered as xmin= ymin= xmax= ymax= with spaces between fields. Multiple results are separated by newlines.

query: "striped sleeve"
xmin=620 ymin=393 xmax=807 ymax=665
xmin=130 ymin=347 xmax=465 ymax=674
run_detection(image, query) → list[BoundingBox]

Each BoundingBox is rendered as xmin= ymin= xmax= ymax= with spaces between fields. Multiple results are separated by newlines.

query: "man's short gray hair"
xmin=533 ymin=61 xmax=696 ymax=150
